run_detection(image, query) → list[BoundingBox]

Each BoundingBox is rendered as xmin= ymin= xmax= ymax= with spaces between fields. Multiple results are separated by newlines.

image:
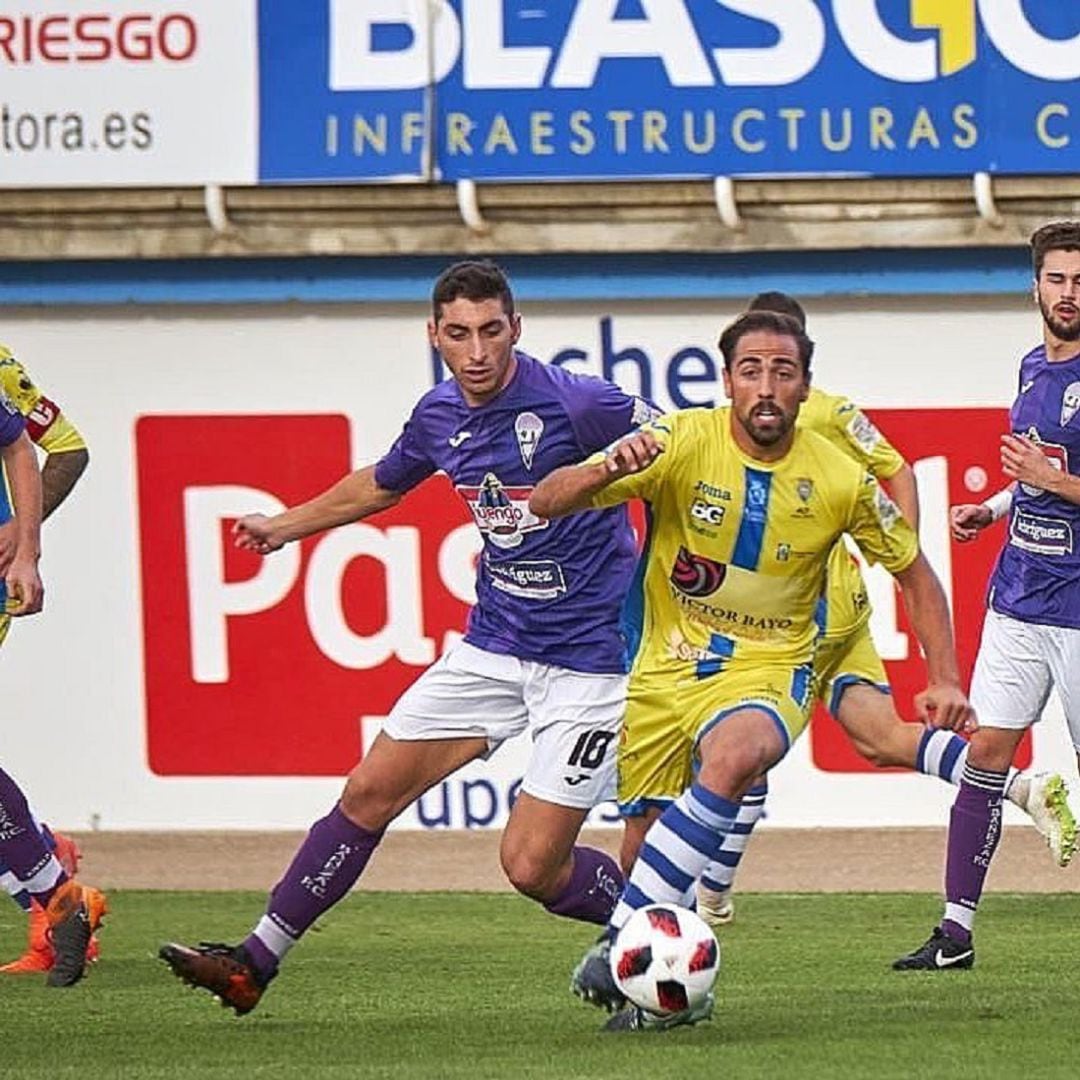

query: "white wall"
xmin=1 ymin=294 xmax=1070 ymax=831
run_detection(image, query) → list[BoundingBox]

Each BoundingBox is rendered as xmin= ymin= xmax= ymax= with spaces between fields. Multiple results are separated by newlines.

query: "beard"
xmin=739 ymin=406 xmax=794 ymax=447
xmin=1040 ymin=295 xmax=1080 ymax=342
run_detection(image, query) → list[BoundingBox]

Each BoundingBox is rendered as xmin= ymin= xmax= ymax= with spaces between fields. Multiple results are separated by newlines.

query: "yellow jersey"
xmin=798 ymin=387 xmax=906 ymax=641
xmin=590 ymin=406 xmax=918 ymax=684
xmin=0 ymin=346 xmax=86 ymax=524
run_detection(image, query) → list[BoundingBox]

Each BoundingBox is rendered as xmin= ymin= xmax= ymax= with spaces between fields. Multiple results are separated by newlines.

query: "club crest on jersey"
xmin=796 ymin=478 xmax=813 ymax=503
xmin=1018 ymin=428 xmax=1068 ymax=497
xmin=1062 ymin=381 xmax=1080 ymax=427
xmin=514 ymin=411 xmax=544 ymax=470
xmin=458 ymin=472 xmax=548 ymax=549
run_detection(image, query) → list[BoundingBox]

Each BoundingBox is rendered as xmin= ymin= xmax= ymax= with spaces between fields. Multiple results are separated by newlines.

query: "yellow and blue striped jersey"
xmin=589 ymin=406 xmax=918 ymax=683
xmin=798 ymin=387 xmax=906 ymax=640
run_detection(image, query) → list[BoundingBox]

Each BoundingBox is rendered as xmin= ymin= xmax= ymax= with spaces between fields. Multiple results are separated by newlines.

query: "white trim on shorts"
xmin=383 ymin=641 xmax=627 ymax=810
xmin=970 ymin=609 xmax=1080 ymax=748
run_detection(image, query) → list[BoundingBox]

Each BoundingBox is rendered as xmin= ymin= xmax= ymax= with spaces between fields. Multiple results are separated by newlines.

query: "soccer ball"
xmin=609 ymin=903 xmax=720 ymax=1017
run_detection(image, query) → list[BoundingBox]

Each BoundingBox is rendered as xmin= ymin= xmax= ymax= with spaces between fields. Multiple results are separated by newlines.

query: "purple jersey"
xmin=0 ymin=386 xmax=24 ymax=449
xmin=375 ymin=352 xmax=653 ymax=673
xmin=989 ymin=344 xmax=1080 ymax=629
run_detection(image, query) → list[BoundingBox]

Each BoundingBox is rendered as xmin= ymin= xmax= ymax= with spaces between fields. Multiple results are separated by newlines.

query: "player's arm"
xmin=847 ymin=474 xmax=971 ymax=731
xmin=1001 ymin=434 xmax=1080 ymax=506
xmin=891 ymin=553 xmax=972 ymax=732
xmin=529 ymin=429 xmax=664 ymax=519
xmin=1 ymin=430 xmax=44 ymax=614
xmin=234 ymin=465 xmax=403 ymax=554
xmin=41 ymin=445 xmax=89 ymax=520
xmin=951 ymin=483 xmax=1015 ymax=542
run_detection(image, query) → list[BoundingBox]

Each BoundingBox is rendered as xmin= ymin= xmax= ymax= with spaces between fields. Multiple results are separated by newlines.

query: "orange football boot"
xmin=0 ymin=901 xmax=53 ymax=973
xmin=43 ymin=880 xmax=108 ymax=987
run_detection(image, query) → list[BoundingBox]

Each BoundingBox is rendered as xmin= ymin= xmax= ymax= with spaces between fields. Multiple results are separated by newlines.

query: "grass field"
xmin=2 ymin=891 xmax=1078 ymax=1079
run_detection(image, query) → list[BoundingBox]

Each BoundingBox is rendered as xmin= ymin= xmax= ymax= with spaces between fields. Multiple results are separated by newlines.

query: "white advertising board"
xmin=0 ymin=1 xmax=256 ymax=185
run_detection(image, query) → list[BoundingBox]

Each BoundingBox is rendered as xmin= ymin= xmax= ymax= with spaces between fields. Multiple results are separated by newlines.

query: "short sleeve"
xmin=587 ymin=415 xmax=676 ymax=509
xmin=832 ymin=399 xmax=905 ymax=480
xmin=564 ymin=374 xmax=660 ymax=455
xmin=847 ymin=472 xmax=919 ymax=574
xmin=374 ymin=414 xmax=436 ymax=494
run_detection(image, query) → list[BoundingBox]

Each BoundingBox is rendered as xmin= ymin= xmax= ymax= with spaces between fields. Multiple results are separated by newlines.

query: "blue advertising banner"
xmin=258 ymin=0 xmax=1079 ymax=184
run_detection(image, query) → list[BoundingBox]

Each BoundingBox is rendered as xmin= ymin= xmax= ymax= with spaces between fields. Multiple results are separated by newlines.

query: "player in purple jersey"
xmin=896 ymin=222 xmax=1080 ymax=971
xmin=0 ymin=393 xmax=105 ymax=987
xmin=159 ymin=260 xmax=656 ymax=1015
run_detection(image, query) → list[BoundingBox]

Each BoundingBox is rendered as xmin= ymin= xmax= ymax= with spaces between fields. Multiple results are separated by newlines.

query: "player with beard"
xmin=895 ymin=221 xmax=1080 ymax=970
xmin=158 ymin=260 xmax=658 ymax=1015
xmin=614 ymin=293 xmax=1073 ymax=933
xmin=531 ymin=309 xmax=972 ymax=1030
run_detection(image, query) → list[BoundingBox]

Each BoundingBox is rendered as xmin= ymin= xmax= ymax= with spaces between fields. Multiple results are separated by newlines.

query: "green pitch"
xmin=1 ymin=891 xmax=1077 ymax=1079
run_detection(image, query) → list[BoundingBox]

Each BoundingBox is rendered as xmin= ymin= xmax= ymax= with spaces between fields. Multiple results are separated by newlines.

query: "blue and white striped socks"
xmin=611 ymin=781 xmax=739 ymax=933
xmin=916 ymin=728 xmax=968 ymax=785
xmin=697 ymin=781 xmax=767 ymax=896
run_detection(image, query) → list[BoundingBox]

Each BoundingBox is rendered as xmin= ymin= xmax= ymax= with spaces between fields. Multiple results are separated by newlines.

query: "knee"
xmin=500 ymin=844 xmax=561 ymax=901
xmin=339 ymin=771 xmax=396 ymax=831
xmin=849 ymin=734 xmax=896 ymax=769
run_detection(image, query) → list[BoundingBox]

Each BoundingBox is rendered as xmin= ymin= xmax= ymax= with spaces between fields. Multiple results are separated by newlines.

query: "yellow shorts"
xmin=617 ymin=662 xmax=814 ymax=816
xmin=814 ymin=623 xmax=889 ymax=716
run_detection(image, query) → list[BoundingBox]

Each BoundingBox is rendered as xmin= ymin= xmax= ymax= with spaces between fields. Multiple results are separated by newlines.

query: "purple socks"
xmin=542 ymin=846 xmax=624 ymax=925
xmin=244 ymin=804 xmax=384 ymax=980
xmin=941 ymin=766 xmax=1008 ymax=943
xmin=0 ymin=767 xmax=66 ymax=907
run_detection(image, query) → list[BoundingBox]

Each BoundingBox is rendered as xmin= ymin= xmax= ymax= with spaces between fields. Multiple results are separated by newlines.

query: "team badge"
xmin=1061 ymin=381 xmax=1080 ymax=427
xmin=796 ymin=478 xmax=813 ymax=503
xmin=514 ymin=411 xmax=544 ymax=470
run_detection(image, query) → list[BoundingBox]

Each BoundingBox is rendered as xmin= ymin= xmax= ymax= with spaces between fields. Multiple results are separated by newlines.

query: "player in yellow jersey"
xmin=531 ymin=309 xmax=972 ymax=1031
xmin=0 ymin=346 xmax=104 ymax=982
xmin=684 ymin=294 xmax=1074 ymax=928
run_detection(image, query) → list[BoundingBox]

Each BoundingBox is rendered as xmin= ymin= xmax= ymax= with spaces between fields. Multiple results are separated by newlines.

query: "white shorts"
xmin=383 ymin=641 xmax=627 ymax=810
xmin=970 ymin=610 xmax=1080 ymax=748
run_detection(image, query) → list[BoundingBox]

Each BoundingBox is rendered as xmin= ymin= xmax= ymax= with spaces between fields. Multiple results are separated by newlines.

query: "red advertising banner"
xmin=138 ymin=408 xmax=1020 ymax=777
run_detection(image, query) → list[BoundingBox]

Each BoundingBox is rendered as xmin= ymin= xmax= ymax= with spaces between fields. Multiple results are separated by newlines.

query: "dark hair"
xmin=718 ymin=310 xmax=814 ymax=373
xmin=1031 ymin=221 xmax=1080 ymax=277
xmin=432 ymin=260 xmax=514 ymax=322
xmin=747 ymin=291 xmax=807 ymax=330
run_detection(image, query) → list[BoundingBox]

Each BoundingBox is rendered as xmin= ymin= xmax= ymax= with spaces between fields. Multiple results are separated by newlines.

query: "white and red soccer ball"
xmin=609 ymin=903 xmax=720 ymax=1017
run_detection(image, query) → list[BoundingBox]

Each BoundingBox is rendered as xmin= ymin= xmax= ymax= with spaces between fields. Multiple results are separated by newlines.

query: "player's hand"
xmin=915 ymin=683 xmax=976 ymax=734
xmin=950 ymin=503 xmax=992 ymax=543
xmin=4 ymin=555 xmax=43 ymax=616
xmin=1001 ymin=434 xmax=1056 ymax=490
xmin=0 ymin=519 xmax=15 ymax=575
xmin=233 ymin=514 xmax=284 ymax=555
xmin=604 ymin=431 xmax=663 ymax=477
